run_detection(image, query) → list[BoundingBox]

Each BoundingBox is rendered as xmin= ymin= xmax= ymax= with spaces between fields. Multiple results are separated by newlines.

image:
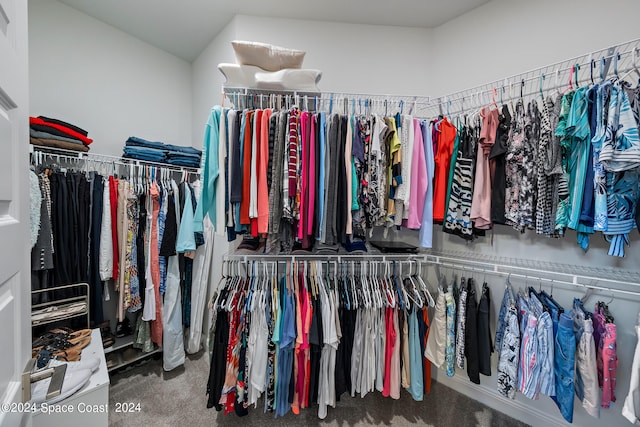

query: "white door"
xmin=0 ymin=0 xmax=31 ymax=425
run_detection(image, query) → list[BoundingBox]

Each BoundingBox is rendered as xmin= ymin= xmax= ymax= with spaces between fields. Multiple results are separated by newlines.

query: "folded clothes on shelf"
xmin=30 ymin=129 xmax=87 ymax=145
xmin=123 ymin=136 xmax=202 ymax=167
xmin=30 ymin=117 xmax=93 ymax=145
xmin=31 ymin=301 xmax=87 ymax=325
xmin=123 ymin=146 xmax=167 ymax=162
xmin=30 ymin=136 xmax=90 ymax=152
xmin=37 ymin=116 xmax=89 ymax=136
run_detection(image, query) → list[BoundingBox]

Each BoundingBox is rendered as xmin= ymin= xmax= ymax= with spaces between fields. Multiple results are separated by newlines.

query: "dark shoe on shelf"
xmin=115 ymin=317 xmax=133 ymax=338
xmin=97 ymin=320 xmax=115 ymax=348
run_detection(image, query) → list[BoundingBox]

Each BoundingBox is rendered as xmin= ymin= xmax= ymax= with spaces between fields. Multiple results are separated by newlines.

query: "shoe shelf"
xmin=104 ymin=335 xmax=135 ymax=354
xmin=31 ymin=283 xmax=90 ymax=329
xmin=105 ymin=333 xmax=162 ymax=373
xmin=106 ymin=346 xmax=161 ymax=373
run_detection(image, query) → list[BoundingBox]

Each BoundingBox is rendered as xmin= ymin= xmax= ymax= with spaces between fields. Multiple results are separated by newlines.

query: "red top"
xmin=432 ymin=119 xmax=457 ymax=222
xmin=30 ymin=117 xmax=93 ymax=145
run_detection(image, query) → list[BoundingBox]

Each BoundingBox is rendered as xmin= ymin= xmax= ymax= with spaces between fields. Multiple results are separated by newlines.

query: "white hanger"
xmin=384 ymin=261 xmax=396 ymax=308
xmin=407 ymin=261 xmax=424 ymax=309
xmin=416 ymin=261 xmax=435 ymax=307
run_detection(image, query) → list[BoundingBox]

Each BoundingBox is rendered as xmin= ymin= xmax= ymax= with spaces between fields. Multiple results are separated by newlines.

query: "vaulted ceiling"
xmin=58 ymin=0 xmax=489 ymax=61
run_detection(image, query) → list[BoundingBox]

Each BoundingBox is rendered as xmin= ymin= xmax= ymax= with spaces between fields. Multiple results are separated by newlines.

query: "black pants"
xmin=478 ymin=283 xmax=493 ymax=376
xmin=207 ymin=310 xmax=229 ymax=410
xmin=465 ymin=279 xmax=480 ymax=384
xmin=52 ymin=173 xmax=71 ymax=286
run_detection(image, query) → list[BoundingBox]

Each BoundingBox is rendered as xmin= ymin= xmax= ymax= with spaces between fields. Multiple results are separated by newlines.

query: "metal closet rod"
xmin=224 ymin=252 xmax=640 ymax=296
xmin=439 ymin=63 xmax=640 ymax=117
xmin=435 ymin=260 xmax=639 ymax=298
xmin=429 ymin=37 xmax=640 ymax=113
xmin=31 ymin=145 xmax=201 ymax=174
xmin=222 ymin=88 xmax=432 ymax=114
xmin=224 ymin=253 xmax=427 ymax=263
xmin=427 ymin=254 xmax=640 ymax=294
xmin=223 ymin=86 xmax=430 ymax=102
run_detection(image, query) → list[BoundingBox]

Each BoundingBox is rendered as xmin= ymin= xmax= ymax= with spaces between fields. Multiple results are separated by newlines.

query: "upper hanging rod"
xmin=224 ymin=253 xmax=427 ymax=263
xmin=30 ymin=145 xmax=201 ymax=174
xmin=428 ymin=37 xmax=640 ymax=116
xmin=222 ymin=86 xmax=431 ymax=114
xmin=222 ymin=86 xmax=430 ymax=103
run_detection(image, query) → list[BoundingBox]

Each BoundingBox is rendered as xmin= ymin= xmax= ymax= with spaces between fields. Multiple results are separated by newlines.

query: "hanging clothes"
xmin=623 ymin=312 xmax=640 ymax=425
xmin=445 ymin=124 xmax=476 ymax=238
xmin=433 ymin=118 xmax=457 ymax=223
xmin=489 ymin=105 xmax=511 ymax=225
xmin=471 ymin=107 xmax=499 ymax=230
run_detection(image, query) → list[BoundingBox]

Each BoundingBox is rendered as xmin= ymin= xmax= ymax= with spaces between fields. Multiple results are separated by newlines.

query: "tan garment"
xmin=425 ymin=290 xmax=447 ymax=368
xmin=30 ymin=137 xmax=89 ymax=152
xmin=390 ymin=308 xmax=401 ymax=399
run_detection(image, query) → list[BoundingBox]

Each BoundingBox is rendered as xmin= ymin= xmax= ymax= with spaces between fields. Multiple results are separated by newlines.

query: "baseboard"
xmin=434 ymin=373 xmax=566 ymax=427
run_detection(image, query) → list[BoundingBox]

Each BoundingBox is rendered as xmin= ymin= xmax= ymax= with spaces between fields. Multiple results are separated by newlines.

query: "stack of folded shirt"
xmin=123 ymin=136 xmax=202 ymax=168
xmin=29 ymin=116 xmax=93 ymax=152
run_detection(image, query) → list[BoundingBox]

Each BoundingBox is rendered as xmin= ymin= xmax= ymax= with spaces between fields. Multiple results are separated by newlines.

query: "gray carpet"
xmin=108 ymin=351 xmax=529 ymax=427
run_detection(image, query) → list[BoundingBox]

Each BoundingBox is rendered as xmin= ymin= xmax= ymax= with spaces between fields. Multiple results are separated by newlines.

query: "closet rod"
xmin=438 ymin=63 xmax=640 ymax=117
xmin=428 ymin=36 xmax=640 ymax=113
xmin=435 ymin=260 xmax=640 ymax=298
xmin=224 ymin=253 xmax=427 ymax=263
xmin=222 ymin=86 xmax=431 ymax=110
xmin=426 ymin=253 xmax=640 ymax=293
xmin=30 ymin=145 xmax=201 ymax=174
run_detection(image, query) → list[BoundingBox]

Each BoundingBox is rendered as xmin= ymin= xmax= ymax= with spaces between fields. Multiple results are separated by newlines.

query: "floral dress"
xmin=505 ymin=99 xmax=537 ymax=232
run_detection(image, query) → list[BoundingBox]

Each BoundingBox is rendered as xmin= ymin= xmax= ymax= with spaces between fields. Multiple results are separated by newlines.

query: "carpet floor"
xmin=108 ymin=351 xmax=530 ymax=427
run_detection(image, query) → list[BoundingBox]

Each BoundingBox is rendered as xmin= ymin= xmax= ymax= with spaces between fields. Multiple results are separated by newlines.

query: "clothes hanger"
xmin=562 ymin=66 xmax=574 ymax=94
xmin=621 ymin=47 xmax=640 ymax=84
xmin=383 ymin=261 xmax=395 ymax=308
xmin=359 ymin=261 xmax=370 ymax=309
xmin=406 ymin=262 xmax=424 ymax=309
xmin=415 ymin=261 xmax=435 ymax=307
xmin=373 ymin=262 xmax=381 ymax=310
xmin=341 ymin=262 xmax=350 ymax=310
xmin=599 ymin=56 xmax=607 ymax=83
xmin=539 ymin=73 xmax=545 ymax=101
xmin=491 ymin=87 xmax=498 ymax=110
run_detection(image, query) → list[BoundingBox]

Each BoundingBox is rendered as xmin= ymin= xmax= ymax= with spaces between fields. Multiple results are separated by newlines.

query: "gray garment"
xmin=266 ymin=112 xmax=286 ymax=253
xmin=424 ymin=290 xmax=447 ymax=368
xmin=455 ymin=278 xmax=468 ymax=368
xmin=31 ymin=173 xmax=54 ymax=271
xmin=324 ymin=114 xmax=340 ymax=245
xmin=546 ymin=95 xmax=563 ymax=232
xmin=30 ymin=128 xmax=85 ymax=145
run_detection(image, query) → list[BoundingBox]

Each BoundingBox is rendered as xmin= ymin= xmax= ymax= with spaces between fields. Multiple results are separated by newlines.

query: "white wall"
xmin=191 ymin=17 xmax=237 ymax=152
xmin=191 ymin=18 xmax=239 ymax=353
xmin=29 ymin=0 xmax=193 ymax=157
xmin=430 ymin=0 xmax=640 ymax=96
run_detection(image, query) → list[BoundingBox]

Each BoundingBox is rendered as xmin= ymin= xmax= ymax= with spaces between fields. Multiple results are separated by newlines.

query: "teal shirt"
xmin=193 ymin=106 xmax=221 ymax=232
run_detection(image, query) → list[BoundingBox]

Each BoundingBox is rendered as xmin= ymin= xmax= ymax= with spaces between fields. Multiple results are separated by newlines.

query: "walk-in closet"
xmin=1 ymin=1 xmax=640 ymax=426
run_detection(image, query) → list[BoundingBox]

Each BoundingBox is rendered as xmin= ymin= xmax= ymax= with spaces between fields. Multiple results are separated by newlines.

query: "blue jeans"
xmin=553 ymin=313 xmax=576 ymax=423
